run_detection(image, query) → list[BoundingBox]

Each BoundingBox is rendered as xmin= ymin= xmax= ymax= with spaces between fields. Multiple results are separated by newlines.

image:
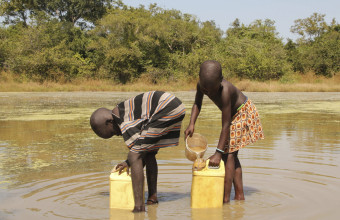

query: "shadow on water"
xmin=102 ymin=187 xmax=257 ymax=200
xmin=155 ymin=191 xmax=191 ymax=202
xmin=243 ymin=185 xmax=259 ymax=196
xmin=99 ymin=191 xmax=110 ymax=197
xmin=100 ymin=191 xmax=191 ymax=202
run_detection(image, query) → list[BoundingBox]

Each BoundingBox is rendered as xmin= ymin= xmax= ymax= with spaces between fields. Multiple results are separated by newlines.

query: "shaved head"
xmin=90 ymin=107 xmax=115 ymax=139
xmin=199 ymin=60 xmax=223 ymax=95
xmin=199 ymin=60 xmax=222 ymax=84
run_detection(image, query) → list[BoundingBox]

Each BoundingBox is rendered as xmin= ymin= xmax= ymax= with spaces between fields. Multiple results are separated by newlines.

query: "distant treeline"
xmin=0 ymin=0 xmax=339 ymax=83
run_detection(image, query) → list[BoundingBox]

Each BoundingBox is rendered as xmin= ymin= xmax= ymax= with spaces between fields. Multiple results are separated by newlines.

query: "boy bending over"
xmin=184 ymin=60 xmax=264 ymax=203
xmin=90 ymin=91 xmax=185 ymax=212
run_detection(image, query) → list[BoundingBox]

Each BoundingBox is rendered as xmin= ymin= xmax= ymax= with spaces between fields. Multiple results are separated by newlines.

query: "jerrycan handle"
xmin=205 ymin=159 xmax=224 ymax=170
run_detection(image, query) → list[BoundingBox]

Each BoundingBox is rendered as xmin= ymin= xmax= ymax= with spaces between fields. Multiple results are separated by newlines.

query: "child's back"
xmin=199 ymin=79 xmax=247 ymax=117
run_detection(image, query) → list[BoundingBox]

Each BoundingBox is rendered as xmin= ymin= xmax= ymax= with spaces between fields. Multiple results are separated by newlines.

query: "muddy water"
xmin=0 ymin=92 xmax=339 ymax=220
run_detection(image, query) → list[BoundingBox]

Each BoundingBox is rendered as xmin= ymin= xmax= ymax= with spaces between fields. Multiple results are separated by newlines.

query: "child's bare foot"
xmin=132 ymin=206 xmax=145 ymax=212
xmin=223 ymin=199 xmax=230 ymax=203
xmin=234 ymin=195 xmax=245 ymax=200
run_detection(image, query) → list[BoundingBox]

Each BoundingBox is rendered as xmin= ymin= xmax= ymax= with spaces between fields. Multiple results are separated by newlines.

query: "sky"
xmin=126 ymin=0 xmax=340 ymax=40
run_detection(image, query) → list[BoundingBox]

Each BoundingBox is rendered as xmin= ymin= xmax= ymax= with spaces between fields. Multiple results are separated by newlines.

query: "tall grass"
xmin=0 ymin=71 xmax=339 ymax=92
xmin=234 ymin=72 xmax=340 ymax=92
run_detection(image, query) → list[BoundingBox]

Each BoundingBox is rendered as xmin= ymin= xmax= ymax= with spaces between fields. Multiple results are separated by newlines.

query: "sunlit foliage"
xmin=0 ymin=1 xmax=338 ymax=83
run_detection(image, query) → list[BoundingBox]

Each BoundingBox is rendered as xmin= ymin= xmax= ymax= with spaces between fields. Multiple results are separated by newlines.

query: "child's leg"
xmin=144 ymin=151 xmax=158 ymax=204
xmin=128 ymin=151 xmax=145 ymax=212
xmin=222 ymin=152 xmax=236 ymax=203
xmin=233 ymin=151 xmax=245 ymax=200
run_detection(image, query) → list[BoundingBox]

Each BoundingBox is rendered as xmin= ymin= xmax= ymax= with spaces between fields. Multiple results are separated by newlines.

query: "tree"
xmin=0 ymin=0 xmax=35 ymax=26
xmin=0 ymin=27 xmax=8 ymax=68
xmin=89 ymin=4 xmax=222 ymax=83
xmin=310 ymin=24 xmax=340 ymax=76
xmin=43 ymin=0 xmax=112 ymax=27
xmin=284 ymin=39 xmax=305 ymax=73
xmin=221 ymin=19 xmax=289 ymax=80
xmin=290 ymin=14 xmax=339 ymax=76
xmin=2 ymin=14 xmax=94 ymax=81
xmin=290 ymin=13 xmax=328 ymax=42
xmin=0 ymin=0 xmax=115 ymax=27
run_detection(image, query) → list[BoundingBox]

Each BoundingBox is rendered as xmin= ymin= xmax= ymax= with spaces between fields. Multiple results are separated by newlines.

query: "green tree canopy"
xmin=288 ymin=13 xmax=339 ymax=76
xmin=0 ymin=0 xmax=115 ymax=27
xmin=89 ymin=4 xmax=223 ymax=83
xmin=290 ymin=12 xmax=328 ymax=42
xmin=220 ymin=19 xmax=289 ymax=80
xmin=0 ymin=5 xmax=338 ymax=83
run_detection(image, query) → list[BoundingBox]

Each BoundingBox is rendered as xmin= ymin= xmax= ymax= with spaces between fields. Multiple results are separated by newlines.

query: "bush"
xmin=220 ymin=37 xmax=290 ymax=80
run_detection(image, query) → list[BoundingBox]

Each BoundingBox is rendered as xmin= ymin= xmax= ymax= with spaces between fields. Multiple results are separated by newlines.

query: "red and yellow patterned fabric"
xmin=226 ymin=99 xmax=264 ymax=153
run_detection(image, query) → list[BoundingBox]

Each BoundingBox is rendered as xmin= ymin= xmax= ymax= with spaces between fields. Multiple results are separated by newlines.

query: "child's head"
xmin=199 ymin=60 xmax=223 ymax=96
xmin=90 ymin=108 xmax=120 ymax=139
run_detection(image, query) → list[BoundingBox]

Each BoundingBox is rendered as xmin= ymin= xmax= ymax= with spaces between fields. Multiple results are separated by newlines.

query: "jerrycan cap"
xmin=193 ymin=159 xmax=225 ymax=177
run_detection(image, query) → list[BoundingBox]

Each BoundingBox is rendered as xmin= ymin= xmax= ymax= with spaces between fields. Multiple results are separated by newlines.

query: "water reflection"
xmin=0 ymin=92 xmax=340 ymax=219
xmin=110 ymin=209 xmax=145 ymax=220
xmin=191 ymin=207 xmax=224 ymax=220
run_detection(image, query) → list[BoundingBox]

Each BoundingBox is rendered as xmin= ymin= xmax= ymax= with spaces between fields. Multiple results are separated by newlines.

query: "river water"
xmin=0 ymin=92 xmax=339 ymax=220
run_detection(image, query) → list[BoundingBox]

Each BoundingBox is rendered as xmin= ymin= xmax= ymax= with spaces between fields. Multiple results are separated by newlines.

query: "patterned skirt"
xmin=225 ymin=99 xmax=264 ymax=153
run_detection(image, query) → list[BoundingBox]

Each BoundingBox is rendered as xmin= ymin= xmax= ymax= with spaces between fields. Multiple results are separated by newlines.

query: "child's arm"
xmin=184 ymin=83 xmax=204 ymax=139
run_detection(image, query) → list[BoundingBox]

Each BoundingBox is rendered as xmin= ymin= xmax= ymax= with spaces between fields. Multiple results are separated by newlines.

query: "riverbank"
xmin=1 ymin=72 xmax=339 ymax=92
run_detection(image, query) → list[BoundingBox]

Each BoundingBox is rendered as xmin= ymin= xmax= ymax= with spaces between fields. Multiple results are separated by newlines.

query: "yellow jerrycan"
xmin=191 ymin=159 xmax=225 ymax=208
xmin=109 ymin=167 xmax=144 ymax=209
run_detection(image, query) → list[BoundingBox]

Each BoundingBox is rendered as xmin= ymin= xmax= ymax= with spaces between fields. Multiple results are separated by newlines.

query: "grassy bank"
xmin=0 ymin=72 xmax=339 ymax=92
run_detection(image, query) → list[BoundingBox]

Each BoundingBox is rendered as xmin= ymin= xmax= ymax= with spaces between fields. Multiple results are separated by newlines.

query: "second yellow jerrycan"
xmin=191 ymin=159 xmax=225 ymax=208
xmin=109 ymin=167 xmax=144 ymax=210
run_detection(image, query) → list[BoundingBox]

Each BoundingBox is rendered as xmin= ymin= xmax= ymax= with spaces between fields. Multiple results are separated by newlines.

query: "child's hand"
xmin=113 ymin=161 xmax=130 ymax=175
xmin=208 ymin=153 xmax=222 ymax=167
xmin=184 ymin=124 xmax=195 ymax=140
